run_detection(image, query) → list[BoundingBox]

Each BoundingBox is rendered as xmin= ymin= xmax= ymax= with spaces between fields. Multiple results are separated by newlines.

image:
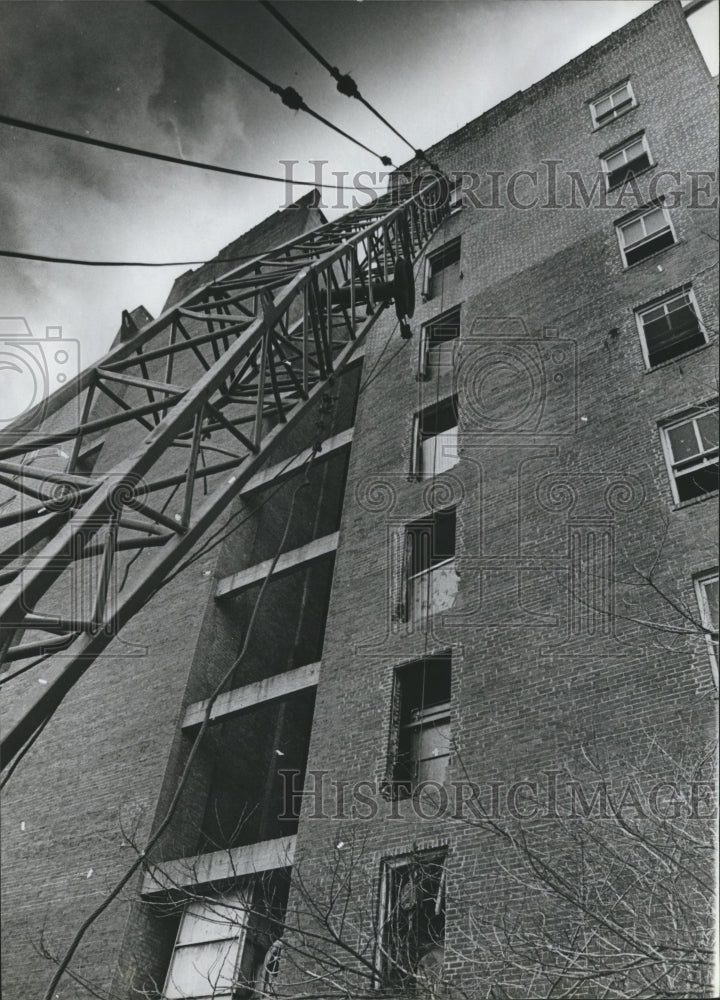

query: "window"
xmin=421 ymin=307 xmax=460 ymax=378
xmin=660 ymin=405 xmax=719 ymax=503
xmin=636 ymin=287 xmax=706 ymax=367
xmin=413 ymin=397 xmax=459 ymax=478
xmin=163 ymin=889 xmax=281 ymax=999
xmin=448 ymin=180 xmax=463 ymax=215
xmin=590 ymin=81 xmax=636 ymax=127
xmin=392 ymin=656 xmax=452 ymax=794
xmin=617 ymin=204 xmax=676 ymax=266
xmin=404 ymin=508 xmax=457 ymax=622
xmin=601 ymin=133 xmax=651 ymax=189
xmin=423 ymin=238 xmax=461 ymax=300
xmin=695 ymin=571 xmax=719 ymax=680
xmin=379 ymin=850 xmax=446 ymax=996
xmin=163 ymin=891 xmax=249 ymax=999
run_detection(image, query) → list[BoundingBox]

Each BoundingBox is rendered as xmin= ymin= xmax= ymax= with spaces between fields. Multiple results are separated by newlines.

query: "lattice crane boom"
xmin=0 ymin=178 xmax=448 ymax=766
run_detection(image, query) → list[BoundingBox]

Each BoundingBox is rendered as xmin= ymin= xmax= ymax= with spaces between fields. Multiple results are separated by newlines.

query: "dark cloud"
xmin=0 ymin=4 xmax=126 ymax=125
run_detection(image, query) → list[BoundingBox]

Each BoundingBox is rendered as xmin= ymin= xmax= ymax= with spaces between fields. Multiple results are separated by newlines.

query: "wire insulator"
xmin=336 ymin=73 xmax=359 ymax=99
xmin=279 ymin=87 xmax=305 ymax=111
xmin=380 ymin=155 xmax=392 ymax=167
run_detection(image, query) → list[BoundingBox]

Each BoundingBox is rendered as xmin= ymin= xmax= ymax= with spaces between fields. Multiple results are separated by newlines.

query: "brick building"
xmin=1 ymin=2 xmax=717 ymax=998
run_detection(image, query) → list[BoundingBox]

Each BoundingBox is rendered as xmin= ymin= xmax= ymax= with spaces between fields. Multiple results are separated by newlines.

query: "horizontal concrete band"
xmin=240 ymin=427 xmax=354 ymax=495
xmin=142 ymin=835 xmax=296 ymax=896
xmin=182 ymin=661 xmax=321 ymax=729
xmin=216 ymin=531 xmax=339 ymax=599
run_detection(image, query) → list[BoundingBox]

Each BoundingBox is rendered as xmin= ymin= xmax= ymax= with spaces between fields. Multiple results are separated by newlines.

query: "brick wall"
xmin=281 ymin=2 xmax=718 ymax=995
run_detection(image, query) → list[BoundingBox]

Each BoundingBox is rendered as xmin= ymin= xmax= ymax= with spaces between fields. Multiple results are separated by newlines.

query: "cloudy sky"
xmin=1 ymin=0 xmax=717 ymax=422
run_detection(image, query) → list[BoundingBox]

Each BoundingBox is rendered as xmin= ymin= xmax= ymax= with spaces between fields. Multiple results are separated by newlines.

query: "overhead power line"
xmin=0 ymin=247 xmax=307 ymax=268
xmin=0 ymin=249 xmax=239 ymax=267
xmin=148 ymin=0 xmax=394 ymax=167
xmin=258 ymin=0 xmax=441 ymax=172
xmin=0 ymin=112 xmax=350 ymax=189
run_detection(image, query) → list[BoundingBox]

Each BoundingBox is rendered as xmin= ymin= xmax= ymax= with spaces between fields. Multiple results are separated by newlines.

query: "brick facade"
xmin=1 ymin=3 xmax=717 ymax=998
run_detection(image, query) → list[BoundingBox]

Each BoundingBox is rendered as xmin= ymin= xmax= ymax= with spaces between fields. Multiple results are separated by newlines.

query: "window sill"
xmin=622 ymin=238 xmax=684 ymax=271
xmin=672 ymin=489 xmax=719 ymax=511
xmin=643 ymin=340 xmax=712 ymax=373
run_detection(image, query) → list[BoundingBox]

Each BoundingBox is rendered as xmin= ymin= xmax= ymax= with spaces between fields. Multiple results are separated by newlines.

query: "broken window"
xmin=380 ymin=850 xmax=447 ymax=996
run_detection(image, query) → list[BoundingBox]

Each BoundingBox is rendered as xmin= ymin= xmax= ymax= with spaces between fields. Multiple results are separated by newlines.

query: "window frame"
xmin=694 ymin=570 xmax=719 ymax=684
xmin=422 ymin=238 xmax=461 ymax=300
xmin=600 ymin=132 xmax=652 ymax=190
xmin=635 ymin=285 xmax=706 ymax=369
xmin=377 ymin=849 xmax=447 ymax=992
xmin=420 ymin=306 xmax=461 ymax=379
xmin=659 ymin=403 xmax=719 ymax=505
xmin=390 ymin=655 xmax=453 ymax=796
xmin=616 ymin=203 xmax=677 ymax=267
xmin=162 ymin=889 xmax=249 ymax=999
xmin=448 ymin=179 xmax=463 ymax=215
xmin=590 ymin=79 xmax=637 ymax=128
xmin=403 ymin=508 xmax=457 ymax=623
xmin=412 ymin=395 xmax=459 ymax=479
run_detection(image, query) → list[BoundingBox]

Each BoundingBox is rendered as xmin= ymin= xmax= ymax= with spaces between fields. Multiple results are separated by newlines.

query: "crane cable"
xmin=258 ymin=0 xmax=441 ymax=173
xmin=148 ymin=0 xmax=394 ymax=167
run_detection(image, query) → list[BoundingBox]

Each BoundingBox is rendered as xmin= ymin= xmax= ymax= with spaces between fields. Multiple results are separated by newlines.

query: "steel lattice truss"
xmin=0 ymin=178 xmax=448 ymax=765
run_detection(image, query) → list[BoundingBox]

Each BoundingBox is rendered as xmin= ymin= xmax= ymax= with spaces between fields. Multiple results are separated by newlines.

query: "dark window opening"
xmin=392 ymin=656 xmax=452 ymax=796
xmin=624 ymin=228 xmax=675 ymax=265
xmin=638 ymin=290 xmax=705 ymax=367
xmin=607 ymin=151 xmax=651 ymax=189
xmin=381 ymin=851 xmax=447 ymax=995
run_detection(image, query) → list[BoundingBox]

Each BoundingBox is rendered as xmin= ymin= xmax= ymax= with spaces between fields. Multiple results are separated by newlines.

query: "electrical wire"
xmin=0 ymin=247 xmax=322 ymax=268
xmin=258 ymin=0 xmax=439 ymax=170
xmin=0 ymin=112 xmax=352 ymax=190
xmin=148 ymin=0 xmax=394 ymax=167
xmin=0 ymin=249 xmax=254 ymax=268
